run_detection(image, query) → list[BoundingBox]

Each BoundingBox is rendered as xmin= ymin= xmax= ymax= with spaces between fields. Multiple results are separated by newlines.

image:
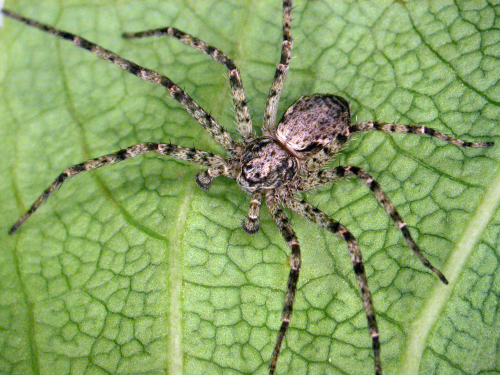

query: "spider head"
xmin=237 ymin=137 xmax=298 ymax=192
xmin=276 ymin=94 xmax=350 ymax=159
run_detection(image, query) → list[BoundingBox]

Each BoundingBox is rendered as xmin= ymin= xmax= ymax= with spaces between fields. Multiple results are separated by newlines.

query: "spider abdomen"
xmin=276 ymin=94 xmax=351 ymax=159
xmin=237 ymin=137 xmax=298 ymax=192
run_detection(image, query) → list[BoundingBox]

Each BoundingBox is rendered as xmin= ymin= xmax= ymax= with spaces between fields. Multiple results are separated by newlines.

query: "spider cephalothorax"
xmin=3 ymin=2 xmax=492 ymax=375
xmin=236 ymin=137 xmax=298 ymax=192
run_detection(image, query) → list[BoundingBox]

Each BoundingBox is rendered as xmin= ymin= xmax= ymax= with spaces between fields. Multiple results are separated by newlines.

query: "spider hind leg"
xmin=283 ymin=193 xmax=382 ymax=375
xmin=350 ymin=121 xmax=493 ymax=148
xmin=297 ymin=165 xmax=449 ymax=284
xmin=266 ymin=190 xmax=302 ymax=375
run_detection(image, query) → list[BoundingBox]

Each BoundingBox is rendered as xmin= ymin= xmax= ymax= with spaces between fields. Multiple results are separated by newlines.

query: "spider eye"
xmin=237 ymin=138 xmax=298 ymax=192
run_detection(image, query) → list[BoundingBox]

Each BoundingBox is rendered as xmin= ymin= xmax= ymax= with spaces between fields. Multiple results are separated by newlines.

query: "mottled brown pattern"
xmin=276 ymin=94 xmax=350 ymax=159
xmin=237 ymin=138 xmax=297 ymax=192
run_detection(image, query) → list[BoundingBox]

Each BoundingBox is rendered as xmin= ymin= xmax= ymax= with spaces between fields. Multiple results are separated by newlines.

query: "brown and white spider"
xmin=2 ymin=1 xmax=494 ymax=374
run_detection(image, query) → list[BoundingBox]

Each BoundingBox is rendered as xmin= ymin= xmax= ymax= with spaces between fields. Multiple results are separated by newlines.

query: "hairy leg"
xmin=283 ymin=193 xmax=382 ymax=375
xmin=10 ymin=143 xmax=227 ymax=234
xmin=262 ymin=0 xmax=293 ymax=133
xmin=2 ymin=9 xmax=237 ymax=151
xmin=297 ymin=165 xmax=448 ymax=283
xmin=124 ymin=27 xmax=253 ymax=140
xmin=350 ymin=121 xmax=493 ymax=148
xmin=266 ymin=190 xmax=301 ymax=375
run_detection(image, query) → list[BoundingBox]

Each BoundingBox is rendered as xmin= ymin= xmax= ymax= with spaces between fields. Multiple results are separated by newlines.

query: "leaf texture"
xmin=0 ymin=1 xmax=499 ymax=374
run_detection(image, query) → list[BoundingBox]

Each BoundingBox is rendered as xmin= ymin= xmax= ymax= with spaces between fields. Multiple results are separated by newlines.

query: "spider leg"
xmin=265 ymin=190 xmax=301 ymax=375
xmin=243 ymin=191 xmax=263 ymax=234
xmin=349 ymin=121 xmax=493 ymax=148
xmin=283 ymin=193 xmax=382 ymax=375
xmin=262 ymin=0 xmax=293 ymax=133
xmin=123 ymin=27 xmax=253 ymax=141
xmin=297 ymin=166 xmax=449 ymax=284
xmin=1 ymin=9 xmax=237 ymax=151
xmin=9 ymin=143 xmax=227 ymax=234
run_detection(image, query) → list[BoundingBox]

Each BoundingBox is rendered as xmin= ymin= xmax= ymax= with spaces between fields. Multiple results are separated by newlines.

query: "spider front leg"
xmin=266 ymin=190 xmax=302 ymax=375
xmin=349 ymin=121 xmax=493 ymax=148
xmin=263 ymin=0 xmax=293 ymax=133
xmin=283 ymin=193 xmax=382 ymax=375
xmin=1 ymin=9 xmax=238 ymax=151
xmin=123 ymin=26 xmax=253 ymax=140
xmin=297 ymin=165 xmax=448 ymax=283
xmin=9 ymin=143 xmax=227 ymax=234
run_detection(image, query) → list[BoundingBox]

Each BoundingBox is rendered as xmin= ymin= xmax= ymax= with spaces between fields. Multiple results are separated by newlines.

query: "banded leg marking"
xmin=124 ymin=27 xmax=253 ymax=140
xmin=283 ymin=194 xmax=382 ymax=375
xmin=298 ymin=165 xmax=449 ymax=283
xmin=266 ymin=191 xmax=301 ymax=375
xmin=9 ymin=143 xmax=226 ymax=234
xmin=263 ymin=0 xmax=293 ymax=133
xmin=349 ymin=121 xmax=493 ymax=148
xmin=1 ymin=9 xmax=236 ymax=150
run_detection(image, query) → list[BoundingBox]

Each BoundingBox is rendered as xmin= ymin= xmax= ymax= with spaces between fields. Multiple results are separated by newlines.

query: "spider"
xmin=2 ymin=1 xmax=493 ymax=374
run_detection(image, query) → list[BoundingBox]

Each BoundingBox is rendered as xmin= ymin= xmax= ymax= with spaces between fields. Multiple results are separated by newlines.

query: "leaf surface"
xmin=0 ymin=1 xmax=499 ymax=374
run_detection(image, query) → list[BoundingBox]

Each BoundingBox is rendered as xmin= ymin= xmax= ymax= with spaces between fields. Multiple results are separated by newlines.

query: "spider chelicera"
xmin=2 ymin=1 xmax=493 ymax=374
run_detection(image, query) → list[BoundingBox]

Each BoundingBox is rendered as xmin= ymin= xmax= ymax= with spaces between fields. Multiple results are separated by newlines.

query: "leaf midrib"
xmin=400 ymin=162 xmax=500 ymax=374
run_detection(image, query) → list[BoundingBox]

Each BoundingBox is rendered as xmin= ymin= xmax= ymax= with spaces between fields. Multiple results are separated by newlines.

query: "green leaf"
xmin=1 ymin=0 xmax=499 ymax=374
